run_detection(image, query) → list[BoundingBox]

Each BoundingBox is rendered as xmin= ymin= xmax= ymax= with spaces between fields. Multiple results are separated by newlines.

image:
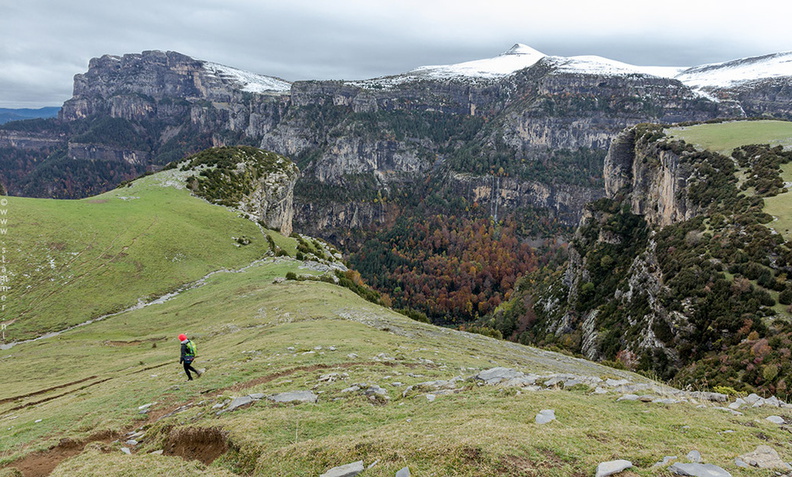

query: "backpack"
xmin=185 ymin=340 xmax=197 ymax=357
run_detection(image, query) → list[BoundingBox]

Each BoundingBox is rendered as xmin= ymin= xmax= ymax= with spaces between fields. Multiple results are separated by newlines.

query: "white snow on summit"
xmin=675 ymin=52 xmax=792 ymax=90
xmin=203 ymin=62 xmax=291 ymax=94
xmin=549 ymin=55 xmax=686 ymax=79
xmin=410 ymin=44 xmax=547 ymax=79
xmin=354 ymin=44 xmax=792 ymax=93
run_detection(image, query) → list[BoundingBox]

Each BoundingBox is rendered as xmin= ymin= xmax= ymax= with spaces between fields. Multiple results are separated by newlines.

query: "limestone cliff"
xmin=507 ymin=123 xmax=792 ymax=391
xmin=3 ymin=48 xmax=791 ymax=234
xmin=176 ymin=146 xmax=299 ymax=236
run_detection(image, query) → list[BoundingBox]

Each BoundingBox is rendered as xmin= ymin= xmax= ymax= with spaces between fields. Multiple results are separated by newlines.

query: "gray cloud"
xmin=2 ymin=0 xmax=791 ymax=108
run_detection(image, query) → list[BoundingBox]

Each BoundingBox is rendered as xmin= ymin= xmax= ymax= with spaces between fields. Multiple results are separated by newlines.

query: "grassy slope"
xmin=1 ymin=158 xmax=791 ymax=476
xmin=2 ymin=260 xmax=790 ymax=477
xmin=2 ymin=169 xmax=279 ymax=341
xmin=669 ymin=120 xmax=792 ymax=242
xmin=667 ymin=120 xmax=792 ymax=155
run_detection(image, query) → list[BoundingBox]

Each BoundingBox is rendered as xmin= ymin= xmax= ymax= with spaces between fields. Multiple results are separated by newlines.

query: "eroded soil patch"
xmin=164 ymin=426 xmax=229 ymax=465
xmin=2 ymin=431 xmax=118 ymax=477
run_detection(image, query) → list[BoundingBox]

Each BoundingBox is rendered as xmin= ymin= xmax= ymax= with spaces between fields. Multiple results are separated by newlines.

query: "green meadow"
xmin=2 ymin=258 xmax=790 ymax=476
xmin=2 ymin=170 xmax=283 ymax=341
xmin=2 ymin=141 xmax=792 ymax=476
xmin=667 ymin=120 xmax=792 ymax=155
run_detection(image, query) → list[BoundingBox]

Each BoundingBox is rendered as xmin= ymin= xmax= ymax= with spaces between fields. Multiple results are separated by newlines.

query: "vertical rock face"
xmin=239 ymin=164 xmax=298 ymax=236
xmin=176 ymin=146 xmax=299 ymax=236
xmin=5 ymin=48 xmax=792 ymax=232
xmin=604 ymin=127 xmax=698 ymax=227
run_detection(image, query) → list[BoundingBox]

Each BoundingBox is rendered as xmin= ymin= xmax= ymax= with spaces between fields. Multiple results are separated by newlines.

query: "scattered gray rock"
xmin=120 ymin=447 xmax=131 ymax=455
xmin=150 ymin=450 xmax=164 ymax=455
xmin=689 ymin=391 xmax=728 ymax=403
xmin=137 ymin=402 xmax=155 ymax=411
xmin=248 ymin=393 xmax=265 ymax=400
xmin=221 ymin=396 xmax=255 ymax=414
xmin=606 ymin=378 xmax=630 ymax=386
xmin=269 ymin=390 xmax=318 ymax=404
xmin=744 ymin=393 xmax=762 ymax=404
xmin=535 ymin=409 xmax=555 ymax=424
xmin=395 ymin=467 xmax=411 ymax=477
xmin=738 ymin=445 xmax=792 ymax=470
xmin=543 ymin=376 xmax=564 ymax=387
xmin=320 ymin=460 xmax=365 ymax=477
xmin=617 ymin=394 xmax=640 ymax=402
xmin=766 ymin=415 xmax=785 ymax=424
xmin=341 ymin=386 xmax=361 ymax=393
xmin=653 ymin=398 xmax=678 ymax=405
xmin=733 ymin=458 xmax=749 ymax=468
xmin=668 ymin=462 xmax=731 ymax=476
xmin=596 ymin=459 xmax=632 ymax=477
xmin=686 ymin=450 xmax=701 ymax=463
xmin=475 ymin=367 xmax=524 ymax=384
xmin=364 ymin=385 xmax=388 ymax=397
xmin=653 ymin=456 xmax=677 ymax=467
xmin=426 ymin=394 xmax=436 ymax=402
xmin=125 ymin=439 xmax=138 ymax=446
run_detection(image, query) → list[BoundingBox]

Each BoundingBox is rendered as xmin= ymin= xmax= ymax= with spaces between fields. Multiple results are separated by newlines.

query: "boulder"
xmin=535 ymin=409 xmax=556 ymax=424
xmin=222 ymin=396 xmax=254 ymax=413
xmin=596 ymin=459 xmax=632 ymax=476
xmin=766 ymin=415 xmax=785 ymax=424
xmin=475 ymin=367 xmax=524 ymax=384
xmin=320 ymin=460 xmax=365 ymax=477
xmin=269 ymin=391 xmax=318 ymax=404
xmin=395 ymin=467 xmax=411 ymax=477
xmin=668 ymin=463 xmax=731 ymax=476
xmin=738 ymin=445 xmax=792 ymax=470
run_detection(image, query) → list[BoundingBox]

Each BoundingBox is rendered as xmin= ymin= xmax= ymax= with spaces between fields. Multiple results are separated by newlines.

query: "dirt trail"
xmin=3 ymin=432 xmax=118 ymax=477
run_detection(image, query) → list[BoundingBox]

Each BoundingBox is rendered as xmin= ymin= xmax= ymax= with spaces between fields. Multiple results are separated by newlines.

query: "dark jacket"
xmin=180 ymin=340 xmax=195 ymax=363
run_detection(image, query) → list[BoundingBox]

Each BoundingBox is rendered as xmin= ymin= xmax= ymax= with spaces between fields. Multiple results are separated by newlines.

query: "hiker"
xmin=178 ymin=333 xmax=202 ymax=381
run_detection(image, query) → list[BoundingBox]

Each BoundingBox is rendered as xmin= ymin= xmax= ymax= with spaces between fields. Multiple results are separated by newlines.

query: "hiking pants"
xmin=183 ymin=361 xmax=199 ymax=380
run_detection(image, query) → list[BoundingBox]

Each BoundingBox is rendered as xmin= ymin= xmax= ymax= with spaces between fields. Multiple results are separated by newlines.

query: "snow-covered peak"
xmin=503 ymin=43 xmax=545 ymax=57
xmin=675 ymin=51 xmax=792 ymax=90
xmin=407 ymin=44 xmax=547 ymax=79
xmin=202 ymin=62 xmax=291 ymax=94
xmin=548 ymin=55 xmax=686 ymax=79
xmin=349 ymin=44 xmax=791 ymax=93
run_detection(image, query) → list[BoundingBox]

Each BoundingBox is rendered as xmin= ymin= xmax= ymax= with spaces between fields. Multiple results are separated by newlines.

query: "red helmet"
xmin=178 ymin=334 xmax=187 ymax=341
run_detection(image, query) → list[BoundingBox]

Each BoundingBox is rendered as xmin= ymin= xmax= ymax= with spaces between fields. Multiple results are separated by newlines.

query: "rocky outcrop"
xmin=446 ymin=172 xmax=603 ymax=224
xmin=238 ymin=162 xmax=298 ymax=236
xmin=67 ymin=143 xmax=151 ymax=166
xmin=177 ymin=146 xmax=299 ymax=235
xmin=604 ymin=127 xmax=699 ymax=227
xmin=0 ymin=130 xmax=64 ymax=149
xmin=4 ymin=48 xmax=791 ymax=234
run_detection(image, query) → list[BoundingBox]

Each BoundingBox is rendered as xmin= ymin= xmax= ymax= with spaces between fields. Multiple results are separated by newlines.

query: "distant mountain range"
xmin=0 ymin=107 xmax=59 ymax=125
xmin=353 ymin=43 xmax=792 ymax=95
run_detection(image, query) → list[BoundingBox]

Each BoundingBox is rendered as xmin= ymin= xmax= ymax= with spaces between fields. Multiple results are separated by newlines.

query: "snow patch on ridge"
xmin=675 ymin=51 xmax=792 ymax=90
xmin=202 ymin=62 xmax=291 ymax=94
xmin=548 ymin=55 xmax=686 ymax=78
xmin=349 ymin=44 xmax=791 ymax=94
xmin=409 ymin=43 xmax=547 ymax=79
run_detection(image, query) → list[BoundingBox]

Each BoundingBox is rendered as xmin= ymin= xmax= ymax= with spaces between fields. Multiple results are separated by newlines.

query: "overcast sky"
xmin=2 ymin=0 xmax=791 ymax=108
